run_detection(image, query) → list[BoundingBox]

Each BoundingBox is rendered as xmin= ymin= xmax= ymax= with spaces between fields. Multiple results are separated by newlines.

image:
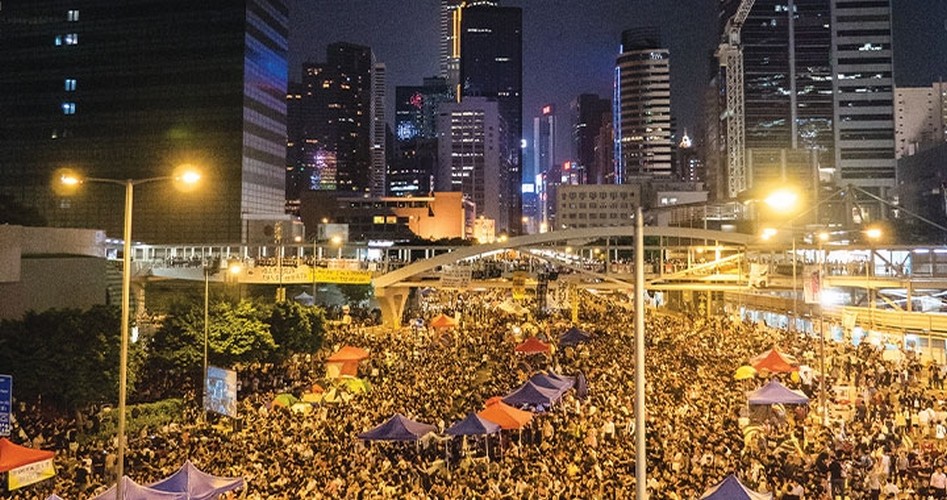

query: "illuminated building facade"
xmin=533 ymin=105 xmax=556 ymax=186
xmin=572 ymin=94 xmax=611 ymax=184
xmin=614 ymin=28 xmax=673 ymax=180
xmin=460 ymin=3 xmax=523 ymax=234
xmin=0 ymin=0 xmax=288 ymax=243
xmin=436 ymin=97 xmax=510 ymax=231
xmin=390 ymin=78 xmax=454 ymax=196
xmin=371 ymin=61 xmax=387 ymax=197
xmin=896 ymin=83 xmax=947 ymax=159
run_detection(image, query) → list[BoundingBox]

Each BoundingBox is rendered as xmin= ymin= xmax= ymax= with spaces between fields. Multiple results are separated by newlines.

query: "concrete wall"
xmin=0 ymin=256 xmax=109 ymax=320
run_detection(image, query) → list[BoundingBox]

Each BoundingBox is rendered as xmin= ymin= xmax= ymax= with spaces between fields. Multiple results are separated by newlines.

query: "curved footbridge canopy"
xmin=372 ymin=226 xmax=752 ymax=328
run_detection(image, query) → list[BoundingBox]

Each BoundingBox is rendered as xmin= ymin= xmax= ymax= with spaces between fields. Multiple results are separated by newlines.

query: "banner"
xmin=511 ymin=271 xmax=528 ymax=300
xmin=842 ymin=309 xmax=858 ymax=330
xmin=0 ymin=374 xmax=10 ymax=436
xmin=803 ymin=265 xmax=822 ymax=304
xmin=312 ymin=268 xmax=373 ymax=285
xmin=439 ymin=265 xmax=472 ymax=289
xmin=8 ymin=458 xmax=55 ymax=490
xmin=749 ymin=263 xmax=768 ymax=288
xmin=204 ymin=366 xmax=238 ymax=418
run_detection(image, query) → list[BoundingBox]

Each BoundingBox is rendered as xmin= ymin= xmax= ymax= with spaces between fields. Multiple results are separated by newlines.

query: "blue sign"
xmin=0 ymin=374 xmax=11 ymax=436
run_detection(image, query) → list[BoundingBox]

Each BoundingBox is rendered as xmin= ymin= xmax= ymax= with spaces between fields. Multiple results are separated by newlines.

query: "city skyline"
xmin=289 ymin=0 xmax=947 ymax=164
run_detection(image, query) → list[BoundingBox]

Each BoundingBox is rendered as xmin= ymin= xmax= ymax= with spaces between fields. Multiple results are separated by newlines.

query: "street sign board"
xmin=0 ymin=374 xmax=12 ymax=436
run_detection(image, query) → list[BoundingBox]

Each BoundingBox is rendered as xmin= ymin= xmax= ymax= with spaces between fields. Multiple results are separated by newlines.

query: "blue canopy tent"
xmin=502 ymin=381 xmax=562 ymax=410
xmin=558 ymin=326 xmax=590 ymax=346
xmin=148 ymin=461 xmax=245 ymax=500
xmin=700 ymin=474 xmax=773 ymax=499
xmin=747 ymin=380 xmax=810 ymax=406
xmin=358 ymin=414 xmax=437 ymax=441
xmin=445 ymin=413 xmax=502 ymax=436
xmin=91 ymin=476 xmax=187 ymax=500
xmin=529 ymin=373 xmax=574 ymax=396
xmin=575 ymin=371 xmax=589 ymax=400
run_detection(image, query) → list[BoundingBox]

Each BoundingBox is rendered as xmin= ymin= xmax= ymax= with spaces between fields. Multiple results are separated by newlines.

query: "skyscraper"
xmin=572 ymin=94 xmax=611 ymax=184
xmin=436 ymin=97 xmax=510 ymax=230
xmin=0 ymin=0 xmax=288 ymax=243
xmin=895 ymin=83 xmax=947 ymax=158
xmin=533 ymin=105 xmax=556 ymax=183
xmin=326 ymin=43 xmax=374 ymax=194
xmin=371 ymin=61 xmax=387 ymax=197
xmin=460 ymin=3 xmax=523 ymax=234
xmin=831 ymin=0 xmax=896 ymax=206
xmin=614 ymin=28 xmax=673 ymax=181
xmin=439 ymin=0 xmax=465 ymax=92
xmin=390 ymin=78 xmax=453 ymax=196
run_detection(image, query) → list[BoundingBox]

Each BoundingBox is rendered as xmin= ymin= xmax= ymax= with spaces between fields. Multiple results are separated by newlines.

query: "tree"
xmin=267 ymin=301 xmax=326 ymax=362
xmin=208 ymin=300 xmax=276 ymax=367
xmin=140 ymin=300 xmax=204 ymax=395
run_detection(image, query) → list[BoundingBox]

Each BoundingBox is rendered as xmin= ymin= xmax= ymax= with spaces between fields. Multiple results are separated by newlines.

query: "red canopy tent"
xmin=326 ymin=346 xmax=370 ymax=378
xmin=429 ymin=314 xmax=458 ymax=329
xmin=478 ymin=397 xmax=533 ymax=430
xmin=751 ymin=349 xmax=798 ymax=373
xmin=514 ymin=337 xmax=550 ymax=355
xmin=0 ymin=438 xmax=56 ymax=490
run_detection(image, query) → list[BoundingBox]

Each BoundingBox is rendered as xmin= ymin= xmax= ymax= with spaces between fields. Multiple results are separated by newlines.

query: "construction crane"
xmin=716 ymin=0 xmax=756 ymax=199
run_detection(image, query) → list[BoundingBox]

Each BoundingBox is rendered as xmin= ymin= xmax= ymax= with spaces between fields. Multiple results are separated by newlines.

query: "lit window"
xmin=67 ymin=10 xmax=79 ymax=22
xmin=64 ymin=33 xmax=78 ymax=45
xmin=64 ymin=78 xmax=76 ymax=91
xmin=386 ymin=216 xmax=397 ymax=224
xmin=62 ymin=102 xmax=76 ymax=115
xmin=373 ymin=216 xmax=384 ymax=224
xmin=55 ymin=36 xmax=63 ymax=46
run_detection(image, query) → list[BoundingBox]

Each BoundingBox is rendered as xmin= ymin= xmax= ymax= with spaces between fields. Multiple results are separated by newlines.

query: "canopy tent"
xmin=503 ymin=381 xmax=561 ymax=409
xmin=293 ymin=291 xmax=314 ymax=306
xmin=514 ymin=337 xmax=550 ymax=355
xmin=326 ymin=346 xmax=370 ymax=379
xmin=445 ymin=413 xmax=502 ymax=436
xmin=0 ymin=438 xmax=56 ymax=491
xmin=478 ymin=397 xmax=533 ymax=430
xmin=337 ymin=376 xmax=371 ymax=394
xmin=92 ymin=476 xmax=187 ymax=500
xmin=429 ymin=313 xmax=458 ymax=329
xmin=149 ymin=460 xmax=245 ymax=500
xmin=358 ymin=414 xmax=437 ymax=441
xmin=529 ymin=373 xmax=575 ymax=395
xmin=271 ymin=393 xmax=298 ymax=409
xmin=747 ymin=380 xmax=810 ymax=405
xmin=734 ymin=365 xmax=757 ymax=381
xmin=751 ymin=347 xmax=799 ymax=366
xmin=751 ymin=349 xmax=798 ymax=374
xmin=700 ymin=474 xmax=773 ymax=500
xmin=575 ymin=371 xmax=589 ymax=400
xmin=558 ymin=326 xmax=591 ymax=346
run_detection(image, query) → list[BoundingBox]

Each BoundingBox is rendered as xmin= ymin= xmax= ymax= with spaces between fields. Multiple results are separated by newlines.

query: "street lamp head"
xmin=228 ymin=262 xmax=243 ymax=275
xmin=864 ymin=227 xmax=882 ymax=241
xmin=176 ymin=170 xmax=201 ymax=185
xmin=763 ymin=188 xmax=799 ymax=213
xmin=818 ymin=231 xmax=830 ymax=242
xmin=330 ymin=235 xmax=342 ymax=246
xmin=760 ymin=227 xmax=778 ymax=241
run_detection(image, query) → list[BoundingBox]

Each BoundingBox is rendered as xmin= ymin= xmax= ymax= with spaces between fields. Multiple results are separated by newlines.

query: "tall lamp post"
xmin=59 ymin=168 xmax=200 ymax=500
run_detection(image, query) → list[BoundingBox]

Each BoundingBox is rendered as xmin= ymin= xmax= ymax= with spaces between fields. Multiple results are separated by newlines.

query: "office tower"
xmin=614 ymin=28 xmax=673 ymax=181
xmin=896 ymin=83 xmax=947 ymax=158
xmin=0 ymin=0 xmax=288 ymax=243
xmin=439 ymin=0 xmax=465 ymax=91
xmin=436 ymin=97 xmax=510 ymax=230
xmin=831 ymin=0 xmax=896 ymax=206
xmin=371 ymin=61 xmax=387 ymax=196
xmin=389 ymin=77 xmax=454 ymax=196
xmin=533 ymin=105 xmax=556 ymax=183
xmin=325 ymin=43 xmax=374 ymax=194
xmin=572 ymin=94 xmax=611 ymax=184
xmin=460 ymin=3 xmax=523 ymax=234
xmin=677 ymin=132 xmax=702 ymax=182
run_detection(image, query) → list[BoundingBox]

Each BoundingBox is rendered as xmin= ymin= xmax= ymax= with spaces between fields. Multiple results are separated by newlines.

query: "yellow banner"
xmin=312 ymin=268 xmax=373 ymax=285
xmin=8 ymin=458 xmax=55 ymax=490
xmin=512 ymin=271 xmax=527 ymax=300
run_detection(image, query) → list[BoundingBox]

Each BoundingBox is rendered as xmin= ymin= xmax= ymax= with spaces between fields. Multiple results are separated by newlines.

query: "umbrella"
xmin=271 ymin=393 xmax=298 ymax=408
xmin=301 ymin=392 xmax=322 ymax=403
xmin=734 ymin=365 xmax=757 ymax=381
xmin=340 ymin=377 xmax=371 ymax=394
xmin=290 ymin=403 xmax=313 ymax=414
xmin=558 ymin=326 xmax=591 ymax=346
xmin=429 ymin=314 xmax=458 ymax=329
xmin=326 ymin=346 xmax=370 ymax=362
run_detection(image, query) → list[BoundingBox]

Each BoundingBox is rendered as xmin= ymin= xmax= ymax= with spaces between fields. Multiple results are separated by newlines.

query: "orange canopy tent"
xmin=429 ymin=314 xmax=458 ymax=329
xmin=477 ymin=397 xmax=533 ymax=430
xmin=514 ymin=337 xmax=550 ymax=355
xmin=0 ymin=438 xmax=54 ymax=473
xmin=751 ymin=348 xmax=798 ymax=373
xmin=326 ymin=346 xmax=370 ymax=378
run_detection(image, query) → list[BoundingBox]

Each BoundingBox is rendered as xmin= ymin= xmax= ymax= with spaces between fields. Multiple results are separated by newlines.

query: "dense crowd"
xmin=7 ymin=289 xmax=947 ymax=499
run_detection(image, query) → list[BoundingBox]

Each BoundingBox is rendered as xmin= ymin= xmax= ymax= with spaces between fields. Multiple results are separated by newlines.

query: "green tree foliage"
xmin=140 ymin=300 xmax=203 ymax=395
xmin=0 ymin=306 xmax=143 ymax=410
xmin=267 ymin=301 xmax=325 ymax=361
xmin=208 ymin=300 xmax=276 ymax=367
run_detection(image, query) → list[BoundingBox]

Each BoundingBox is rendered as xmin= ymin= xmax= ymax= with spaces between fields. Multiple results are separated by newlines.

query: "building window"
xmin=55 ymin=36 xmax=63 ymax=46
xmin=67 ymin=10 xmax=79 ymax=22
xmin=386 ymin=216 xmax=397 ymax=224
xmin=64 ymin=78 xmax=76 ymax=91
xmin=62 ymin=102 xmax=76 ymax=115
xmin=64 ymin=33 xmax=78 ymax=45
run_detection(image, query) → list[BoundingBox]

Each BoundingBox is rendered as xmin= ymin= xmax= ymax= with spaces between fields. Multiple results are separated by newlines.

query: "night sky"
xmin=288 ymin=0 xmax=947 ymax=163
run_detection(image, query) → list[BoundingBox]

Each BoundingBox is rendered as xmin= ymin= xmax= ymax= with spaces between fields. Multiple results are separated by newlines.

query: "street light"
xmin=330 ymin=235 xmax=343 ymax=259
xmin=58 ymin=166 xmax=200 ymax=500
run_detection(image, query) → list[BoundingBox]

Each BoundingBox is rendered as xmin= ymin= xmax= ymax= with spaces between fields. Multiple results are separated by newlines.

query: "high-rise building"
xmin=894 ymin=83 xmax=947 ymax=159
xmin=533 ymin=105 xmax=556 ymax=183
xmin=614 ymin=28 xmax=673 ymax=181
xmin=371 ymin=61 xmax=387 ymax=197
xmin=286 ymin=43 xmax=376 ymax=201
xmin=831 ymin=0 xmax=897 ymax=205
xmin=460 ymin=3 xmax=522 ymax=234
xmin=0 ymin=0 xmax=289 ymax=243
xmin=439 ymin=0 xmax=466 ymax=92
xmin=389 ymin=77 xmax=454 ymax=196
xmin=435 ymin=97 xmax=510 ymax=230
xmin=572 ymin=94 xmax=611 ymax=184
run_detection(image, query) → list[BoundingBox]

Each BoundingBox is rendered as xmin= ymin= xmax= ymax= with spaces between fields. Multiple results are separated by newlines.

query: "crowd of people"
xmin=7 ymin=287 xmax=947 ymax=499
